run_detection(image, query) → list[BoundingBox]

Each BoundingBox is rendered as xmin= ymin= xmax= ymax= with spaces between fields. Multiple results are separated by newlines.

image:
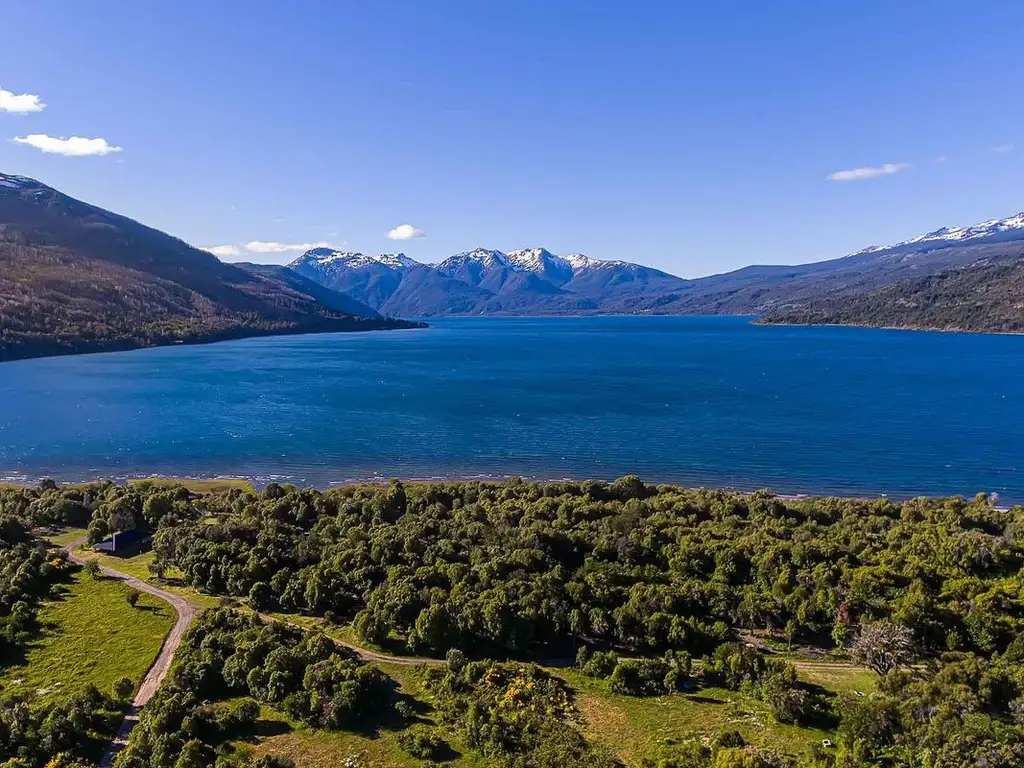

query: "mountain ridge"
xmin=0 ymin=172 xmax=420 ymax=362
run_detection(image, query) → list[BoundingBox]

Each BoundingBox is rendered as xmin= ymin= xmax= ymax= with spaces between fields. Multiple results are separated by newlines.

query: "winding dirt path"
xmin=63 ymin=538 xmax=197 ymax=768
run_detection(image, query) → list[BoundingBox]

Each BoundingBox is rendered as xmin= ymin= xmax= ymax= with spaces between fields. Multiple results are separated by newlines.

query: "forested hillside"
xmin=0 ymin=173 xmax=420 ymax=363
xmin=761 ymin=256 xmax=1024 ymax=332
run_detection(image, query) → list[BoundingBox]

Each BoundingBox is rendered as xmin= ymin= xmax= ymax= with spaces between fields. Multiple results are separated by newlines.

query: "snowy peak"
xmin=376 ymin=253 xmax=420 ymax=269
xmin=0 ymin=172 xmax=37 ymax=190
xmin=901 ymin=212 xmax=1024 ymax=246
xmin=291 ymin=249 xmax=421 ymax=271
xmin=437 ymin=248 xmax=513 ymax=276
xmin=507 ymin=248 xmax=563 ymax=271
xmin=850 ymin=211 xmax=1024 ymax=257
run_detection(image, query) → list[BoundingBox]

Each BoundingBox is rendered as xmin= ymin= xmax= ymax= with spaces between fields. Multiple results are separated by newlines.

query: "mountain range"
xmin=3 ymin=169 xmax=1024 ymax=363
xmin=0 ymin=172 xmax=418 ymax=362
xmin=289 ymin=247 xmax=694 ymax=316
xmin=288 ymin=211 xmax=1024 ymax=318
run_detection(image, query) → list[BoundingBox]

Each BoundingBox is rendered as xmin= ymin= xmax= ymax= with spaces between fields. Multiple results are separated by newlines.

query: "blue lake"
xmin=1 ymin=316 xmax=1021 ymax=502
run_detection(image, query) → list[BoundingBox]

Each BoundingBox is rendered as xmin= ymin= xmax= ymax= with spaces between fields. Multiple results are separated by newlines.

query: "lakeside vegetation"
xmin=1 ymin=478 xmax=1023 ymax=767
xmin=760 ymin=256 xmax=1024 ymax=333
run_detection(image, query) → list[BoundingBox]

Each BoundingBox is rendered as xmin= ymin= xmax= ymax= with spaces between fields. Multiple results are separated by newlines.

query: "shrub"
xmin=396 ymin=726 xmax=447 ymax=760
xmin=111 ymin=676 xmax=134 ymax=702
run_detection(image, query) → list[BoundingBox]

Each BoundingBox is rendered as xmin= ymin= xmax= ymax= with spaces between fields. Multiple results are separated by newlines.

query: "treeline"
xmin=8 ymin=478 xmax=1023 ymax=660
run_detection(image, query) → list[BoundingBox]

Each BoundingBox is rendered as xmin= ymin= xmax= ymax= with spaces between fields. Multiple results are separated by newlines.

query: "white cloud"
xmin=204 ymin=245 xmax=240 ymax=257
xmin=0 ymin=88 xmax=45 ymax=113
xmin=935 ymin=155 xmax=948 ymax=163
xmin=992 ymin=144 xmax=1014 ymax=153
xmin=387 ymin=223 xmax=425 ymax=240
xmin=827 ymin=162 xmax=908 ymax=182
xmin=11 ymin=134 xmax=122 ymax=156
xmin=244 ymin=240 xmax=330 ymax=253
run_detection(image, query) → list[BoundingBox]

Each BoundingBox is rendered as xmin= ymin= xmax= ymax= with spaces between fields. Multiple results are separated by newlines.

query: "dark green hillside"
xmin=760 ymin=255 xmax=1024 ymax=332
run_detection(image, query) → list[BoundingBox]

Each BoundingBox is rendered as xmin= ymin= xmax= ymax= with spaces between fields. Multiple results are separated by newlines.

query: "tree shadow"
xmin=686 ymin=694 xmax=726 ymax=705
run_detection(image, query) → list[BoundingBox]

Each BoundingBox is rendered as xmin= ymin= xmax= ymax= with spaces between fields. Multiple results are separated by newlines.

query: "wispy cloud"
xmin=387 ymin=223 xmax=425 ymax=240
xmin=204 ymin=245 xmax=240 ymax=257
xmin=827 ymin=162 xmax=909 ymax=182
xmin=244 ymin=241 xmax=330 ymax=253
xmin=992 ymin=144 xmax=1015 ymax=153
xmin=11 ymin=134 xmax=122 ymax=156
xmin=0 ymin=88 xmax=45 ymax=113
xmin=935 ymin=155 xmax=948 ymax=163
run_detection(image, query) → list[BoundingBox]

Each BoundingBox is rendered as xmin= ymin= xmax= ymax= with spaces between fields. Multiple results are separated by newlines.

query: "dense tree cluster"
xmin=0 ymin=489 xmax=72 ymax=655
xmin=0 ymin=686 xmax=124 ymax=768
xmin=577 ymin=647 xmax=693 ymax=696
xmin=422 ymin=650 xmax=618 ymax=768
xmin=118 ymin=608 xmax=394 ymax=768
xmin=113 ymin=479 xmax=1024 ymax=663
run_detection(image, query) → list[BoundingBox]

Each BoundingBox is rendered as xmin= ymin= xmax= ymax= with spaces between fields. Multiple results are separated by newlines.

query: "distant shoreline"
xmin=755 ymin=318 xmax=1024 ymax=336
xmin=1 ymin=472 xmax=1012 ymax=508
xmin=0 ymin=318 xmax=427 ymax=365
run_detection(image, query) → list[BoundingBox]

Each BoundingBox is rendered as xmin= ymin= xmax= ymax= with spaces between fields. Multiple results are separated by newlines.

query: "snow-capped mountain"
xmin=288 ymin=245 xmax=689 ymax=316
xmin=899 ymin=212 xmax=1024 ymax=248
xmin=850 ymin=212 xmax=1024 ymax=258
xmin=295 ymin=248 xmax=422 ymax=271
xmin=437 ymin=248 xmax=513 ymax=277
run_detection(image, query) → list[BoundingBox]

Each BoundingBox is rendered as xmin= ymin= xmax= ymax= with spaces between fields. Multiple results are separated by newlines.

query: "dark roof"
xmin=93 ymin=528 xmax=151 ymax=550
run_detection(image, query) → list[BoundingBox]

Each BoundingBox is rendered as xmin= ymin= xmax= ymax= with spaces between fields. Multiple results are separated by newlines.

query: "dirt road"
xmin=63 ymin=539 xmax=197 ymax=767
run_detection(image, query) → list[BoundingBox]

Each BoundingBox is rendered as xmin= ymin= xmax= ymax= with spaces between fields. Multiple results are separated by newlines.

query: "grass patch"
xmin=792 ymin=661 xmax=877 ymax=695
xmin=554 ymin=668 xmax=833 ymax=768
xmin=39 ymin=526 xmax=90 ymax=547
xmin=246 ymin=693 xmax=489 ymax=768
xmin=0 ymin=567 xmax=175 ymax=703
xmin=73 ymin=548 xmax=223 ymax=610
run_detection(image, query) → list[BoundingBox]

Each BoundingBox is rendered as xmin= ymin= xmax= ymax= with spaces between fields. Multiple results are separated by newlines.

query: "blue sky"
xmin=1 ymin=0 xmax=1021 ymax=276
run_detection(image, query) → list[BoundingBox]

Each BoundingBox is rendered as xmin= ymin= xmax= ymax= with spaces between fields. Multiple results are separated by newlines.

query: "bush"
xmin=111 ymin=676 xmax=134 ymax=702
xmin=578 ymin=647 xmax=619 ymax=679
xmin=609 ymin=658 xmax=672 ymax=696
xmin=126 ymin=588 xmax=141 ymax=607
xmin=396 ymin=726 xmax=447 ymax=760
xmin=83 ymin=560 xmax=101 ymax=579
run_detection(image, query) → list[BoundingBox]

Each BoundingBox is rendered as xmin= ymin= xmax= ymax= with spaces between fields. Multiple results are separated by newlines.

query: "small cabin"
xmin=92 ymin=529 xmax=151 ymax=554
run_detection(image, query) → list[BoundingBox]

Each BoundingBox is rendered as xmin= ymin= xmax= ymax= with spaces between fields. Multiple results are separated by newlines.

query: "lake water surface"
xmin=1 ymin=316 xmax=1021 ymax=501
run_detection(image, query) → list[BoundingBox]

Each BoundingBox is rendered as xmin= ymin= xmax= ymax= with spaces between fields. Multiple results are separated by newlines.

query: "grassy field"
xmin=71 ymin=547 xmax=224 ymax=610
xmin=40 ymin=526 xmax=90 ymax=547
xmin=235 ymin=657 xmax=871 ymax=768
xmin=554 ymin=667 xmax=842 ymax=767
xmin=0 ymin=568 xmax=175 ymax=703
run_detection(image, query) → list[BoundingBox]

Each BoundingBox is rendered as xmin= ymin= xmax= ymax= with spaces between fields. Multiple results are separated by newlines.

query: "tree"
xmin=248 ymin=581 xmax=273 ymax=610
xmin=126 ymin=589 xmax=141 ymax=608
xmin=85 ymin=517 xmax=109 ymax=546
xmin=111 ymin=676 xmax=134 ymax=702
xmin=852 ymin=620 xmax=917 ymax=675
